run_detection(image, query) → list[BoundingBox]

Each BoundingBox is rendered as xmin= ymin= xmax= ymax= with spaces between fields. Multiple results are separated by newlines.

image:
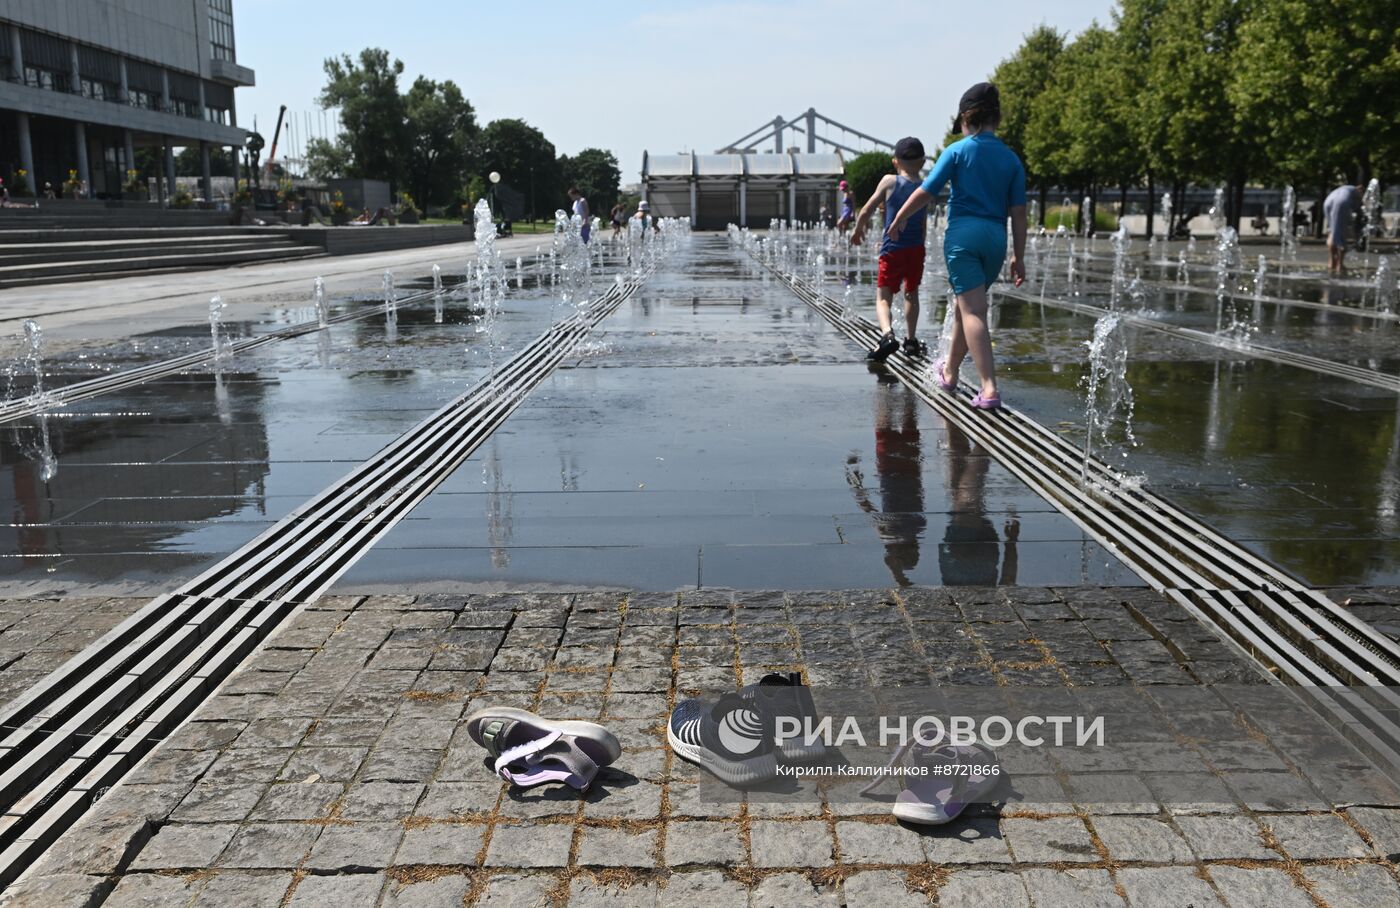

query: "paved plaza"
xmin=7 ymin=587 xmax=1400 ymax=908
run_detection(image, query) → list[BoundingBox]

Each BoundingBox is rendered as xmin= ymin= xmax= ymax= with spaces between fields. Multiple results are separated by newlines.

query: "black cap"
xmin=893 ymin=136 xmax=925 ymax=160
xmin=952 ymin=82 xmax=1000 ymax=133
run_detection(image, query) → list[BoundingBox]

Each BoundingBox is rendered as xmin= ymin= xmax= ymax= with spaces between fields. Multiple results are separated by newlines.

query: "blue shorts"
xmin=944 ymin=217 xmax=1006 ymax=295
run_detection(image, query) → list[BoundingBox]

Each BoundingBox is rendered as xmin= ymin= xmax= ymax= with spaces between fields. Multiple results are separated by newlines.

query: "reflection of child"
xmin=849 ymin=137 xmax=931 ymax=362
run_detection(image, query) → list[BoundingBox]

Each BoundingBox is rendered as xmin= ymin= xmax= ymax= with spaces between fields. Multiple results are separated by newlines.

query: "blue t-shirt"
xmin=921 ymin=133 xmax=1026 ymax=223
xmin=882 ymin=175 xmax=926 ymax=255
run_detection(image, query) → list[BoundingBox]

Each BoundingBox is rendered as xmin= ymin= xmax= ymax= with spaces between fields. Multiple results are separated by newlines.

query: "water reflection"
xmin=847 ymin=374 xmax=926 ymax=586
xmin=939 ymin=421 xmax=1019 ymax=586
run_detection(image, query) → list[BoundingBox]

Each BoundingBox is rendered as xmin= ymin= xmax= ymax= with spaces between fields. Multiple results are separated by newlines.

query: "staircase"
xmin=0 ymin=217 xmax=324 ymax=289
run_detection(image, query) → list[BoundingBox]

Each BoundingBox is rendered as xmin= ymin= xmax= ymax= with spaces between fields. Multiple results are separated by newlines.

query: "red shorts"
xmin=877 ymin=246 xmax=924 ymax=292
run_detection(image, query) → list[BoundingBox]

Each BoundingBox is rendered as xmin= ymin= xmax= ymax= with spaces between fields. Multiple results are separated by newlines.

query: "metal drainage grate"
xmin=0 ymin=267 xmax=653 ymax=887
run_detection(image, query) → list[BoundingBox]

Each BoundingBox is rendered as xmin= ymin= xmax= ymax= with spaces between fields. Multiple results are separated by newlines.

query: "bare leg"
xmin=956 ymin=285 xmax=998 ymax=398
xmin=903 ymin=288 xmax=920 ymax=338
xmin=875 ymin=285 xmax=894 ymax=334
xmin=944 ymin=298 xmax=969 ymax=383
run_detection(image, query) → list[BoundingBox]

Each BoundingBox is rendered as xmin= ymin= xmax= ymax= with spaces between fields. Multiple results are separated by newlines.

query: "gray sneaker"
xmin=465 ymin=706 xmax=620 ymax=790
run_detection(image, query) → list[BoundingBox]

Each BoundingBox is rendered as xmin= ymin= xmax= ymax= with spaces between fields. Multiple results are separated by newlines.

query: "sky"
xmin=233 ymin=0 xmax=1115 ymax=182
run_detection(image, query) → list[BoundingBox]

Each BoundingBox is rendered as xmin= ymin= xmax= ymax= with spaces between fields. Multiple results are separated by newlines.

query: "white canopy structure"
xmin=641 ymin=151 xmax=845 ymax=229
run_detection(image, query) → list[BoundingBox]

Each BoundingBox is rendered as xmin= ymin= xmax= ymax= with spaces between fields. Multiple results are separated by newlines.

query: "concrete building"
xmin=0 ymin=0 xmax=254 ymax=201
xmin=641 ymin=151 xmax=845 ymax=230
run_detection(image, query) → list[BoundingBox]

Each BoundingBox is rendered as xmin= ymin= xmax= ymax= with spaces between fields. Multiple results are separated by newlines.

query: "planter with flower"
xmin=63 ymin=169 xmax=83 ymax=199
xmin=330 ymin=190 xmax=351 ymax=225
xmin=396 ymin=191 xmax=419 ymax=224
xmin=277 ymin=180 xmax=299 ymax=212
xmin=121 ymin=169 xmax=147 ymax=202
xmin=10 ymin=169 xmax=31 ymax=197
xmin=170 ymin=187 xmax=194 ymax=209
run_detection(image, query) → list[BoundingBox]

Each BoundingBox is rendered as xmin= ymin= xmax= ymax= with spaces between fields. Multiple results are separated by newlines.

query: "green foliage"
xmin=305 ymin=137 xmax=353 ymax=182
xmin=479 ymin=118 xmax=562 ymax=220
xmin=174 ymin=145 xmax=235 ymax=178
xmin=403 ymin=76 xmax=479 ymax=213
xmin=990 ymin=25 xmax=1066 ymax=188
xmin=9 ymin=169 xmax=30 ymax=196
xmin=844 ymin=152 xmax=892 ymax=206
xmin=170 ymin=187 xmax=194 ymax=209
xmin=318 ymin=48 xmax=409 ymax=188
xmin=560 ymin=148 xmax=622 ymax=213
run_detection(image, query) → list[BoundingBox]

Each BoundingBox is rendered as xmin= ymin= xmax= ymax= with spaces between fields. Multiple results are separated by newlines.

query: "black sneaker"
xmin=866 ymin=332 xmax=900 ymax=362
xmin=668 ymin=693 xmax=777 ymax=786
xmin=902 ymin=336 xmax=929 ymax=358
xmin=739 ymin=672 xmax=825 ymax=763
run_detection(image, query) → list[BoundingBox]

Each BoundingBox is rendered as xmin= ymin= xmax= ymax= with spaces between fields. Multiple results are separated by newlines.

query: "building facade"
xmin=0 ymin=0 xmax=254 ymax=200
xmin=642 ymin=151 xmax=846 ymax=230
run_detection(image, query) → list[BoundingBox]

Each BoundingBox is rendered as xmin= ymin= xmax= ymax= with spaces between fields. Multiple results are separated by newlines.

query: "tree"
xmin=305 ymin=137 xmax=353 ymax=182
xmin=318 ymin=48 xmax=409 ymax=189
xmin=844 ymin=151 xmax=892 ymax=206
xmin=478 ymin=119 xmax=562 ymax=220
xmin=403 ymin=76 xmax=479 ymax=211
xmin=559 ymin=148 xmax=622 ymax=213
xmin=174 ymin=145 xmax=235 ymax=177
xmin=990 ymin=25 xmax=1066 ymax=220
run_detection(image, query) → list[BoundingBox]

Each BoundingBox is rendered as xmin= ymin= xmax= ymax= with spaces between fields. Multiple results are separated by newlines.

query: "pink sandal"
xmin=970 ymin=393 xmax=1002 ymax=410
xmin=933 ymin=359 xmax=956 ymax=393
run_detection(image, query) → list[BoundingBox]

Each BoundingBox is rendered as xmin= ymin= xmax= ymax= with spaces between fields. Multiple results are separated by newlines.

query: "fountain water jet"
xmin=1081 ymin=314 xmax=1136 ymax=483
xmin=208 ymin=295 xmax=226 ymax=360
xmin=313 ymin=277 xmax=329 ymax=328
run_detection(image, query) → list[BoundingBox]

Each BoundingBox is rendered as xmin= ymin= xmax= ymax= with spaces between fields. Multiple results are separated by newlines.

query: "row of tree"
xmin=989 ymin=0 xmax=1398 ymax=233
xmin=303 ymin=48 xmax=621 ymax=218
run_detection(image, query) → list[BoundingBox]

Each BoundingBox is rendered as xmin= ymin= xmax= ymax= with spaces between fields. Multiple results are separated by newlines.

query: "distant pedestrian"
xmin=632 ymin=200 xmax=660 ymax=231
xmin=888 ymin=82 xmax=1028 ymax=409
xmin=610 ymin=202 xmax=626 ymax=239
xmin=1323 ymin=182 xmax=1363 ymax=275
xmin=568 ymin=187 xmax=590 ymax=243
xmin=836 ymin=180 xmax=855 ymax=233
xmin=849 ymin=137 xmax=932 ymax=362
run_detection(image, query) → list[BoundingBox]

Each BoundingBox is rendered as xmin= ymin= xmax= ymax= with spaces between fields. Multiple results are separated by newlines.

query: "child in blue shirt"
xmin=888 ymin=82 xmax=1027 ymax=409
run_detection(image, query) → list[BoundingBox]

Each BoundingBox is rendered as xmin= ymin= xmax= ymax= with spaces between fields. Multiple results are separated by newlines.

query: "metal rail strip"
xmin=996 ymin=286 xmax=1400 ymax=393
xmin=0 ymin=265 xmax=653 ymax=887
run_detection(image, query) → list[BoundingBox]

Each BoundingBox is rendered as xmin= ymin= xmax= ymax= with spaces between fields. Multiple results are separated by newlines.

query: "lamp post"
xmin=488 ymin=171 xmax=501 ymax=221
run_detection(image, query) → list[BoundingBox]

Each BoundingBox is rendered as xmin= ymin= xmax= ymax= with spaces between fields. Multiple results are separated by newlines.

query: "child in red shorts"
xmin=849 ymin=137 xmax=931 ymax=362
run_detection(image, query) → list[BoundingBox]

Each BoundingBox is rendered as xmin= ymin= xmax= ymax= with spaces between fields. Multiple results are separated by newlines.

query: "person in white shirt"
xmin=568 ymin=187 xmax=590 ymax=244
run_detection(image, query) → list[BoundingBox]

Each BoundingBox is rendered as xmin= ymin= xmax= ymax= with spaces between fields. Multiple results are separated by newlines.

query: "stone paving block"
xmin=287 ymin=872 xmax=387 ymax=906
xmin=474 ymin=871 xmax=557 ymax=907
xmin=835 ymin=820 xmax=925 ymax=864
xmin=0 ymin=873 xmax=112 ymax=908
xmin=937 ymin=870 xmax=1030 ymax=908
xmin=1020 ymin=869 xmax=1126 ymax=907
xmin=1206 ymin=866 xmax=1314 ymax=908
xmin=123 ymin=747 xmax=218 ymax=786
xmin=202 ymin=747 xmax=290 ymax=785
xmin=1259 ymin=812 xmax=1373 ymax=859
xmin=28 ymin=812 xmax=150 ymax=876
xmin=379 ymin=873 xmax=473 ymax=908
xmin=394 ymin=822 xmax=485 ymax=865
xmin=248 ymin=781 xmax=344 ymax=821
xmin=568 ymin=875 xmax=660 ymax=907
xmin=656 ymin=870 xmax=747 ymax=907
xmin=129 ymin=822 xmax=239 ymax=870
xmin=1349 ymin=806 xmax=1400 ymax=858
xmin=499 ymin=784 xmax=585 ymax=820
xmin=361 ymin=748 xmax=442 ymax=783
xmin=1115 ymin=867 xmax=1222 ymax=907
xmin=415 ymin=781 xmax=502 ymax=818
xmin=305 ymin=822 xmax=403 ymax=871
xmin=304 ymin=716 xmax=390 ymax=747
xmin=193 ymin=870 xmax=294 ymax=906
xmin=582 ymin=779 xmax=663 ymax=820
xmin=749 ymin=820 xmax=834 ymax=868
xmin=918 ymin=817 xmax=1013 ymax=864
xmin=277 ymin=746 xmax=368 ymax=782
xmin=841 ymin=870 xmax=929 ymax=907
xmin=1221 ymin=770 xmax=1327 ymax=812
xmin=1173 ymin=815 xmax=1273 ymax=860
xmin=103 ymin=872 xmax=200 ymax=906
xmin=1142 ymin=772 xmax=1238 ymax=814
xmin=1002 ymin=817 xmax=1099 ymax=863
xmin=1303 ymin=864 xmax=1400 ymax=908
xmin=576 ymin=826 xmax=658 ymax=867
xmin=339 ymin=781 xmax=425 ymax=820
xmin=1088 ymin=816 xmax=1194 ymax=863
xmin=663 ymin=820 xmax=742 ymax=866
xmin=217 ymin=823 xmax=321 ymax=869
xmin=170 ymin=783 xmax=268 ymax=823
xmin=485 ymin=822 xmax=575 ymax=867
xmin=165 ymin=720 xmax=246 ymax=750
xmin=750 ymin=871 xmax=841 ymax=906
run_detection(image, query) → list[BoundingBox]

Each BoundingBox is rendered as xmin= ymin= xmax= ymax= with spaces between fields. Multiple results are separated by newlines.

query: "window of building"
xmin=206 ymin=107 xmax=229 ymax=125
xmin=170 ymin=97 xmax=199 ymax=119
xmin=23 ymin=66 xmax=70 ymax=93
xmin=128 ymin=88 xmax=155 ymax=110
xmin=80 ymin=78 xmax=118 ymax=102
xmin=209 ymin=0 xmax=236 ymax=62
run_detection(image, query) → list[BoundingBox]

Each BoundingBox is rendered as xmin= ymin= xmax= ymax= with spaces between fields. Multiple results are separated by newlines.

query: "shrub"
xmin=844 ymin=151 xmax=894 ymax=207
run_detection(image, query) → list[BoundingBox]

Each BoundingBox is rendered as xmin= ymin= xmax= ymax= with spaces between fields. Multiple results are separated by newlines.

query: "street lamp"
xmin=488 ymin=171 xmax=501 ymax=221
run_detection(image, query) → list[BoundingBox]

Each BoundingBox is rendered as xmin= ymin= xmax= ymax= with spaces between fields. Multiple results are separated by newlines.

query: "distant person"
xmin=0 ymin=179 xmax=7 ymax=205
xmin=1323 ymin=182 xmax=1363 ymax=275
xmin=888 ymin=82 xmax=1028 ymax=409
xmin=632 ymin=200 xmax=660 ymax=231
xmin=610 ymin=202 xmax=626 ymax=239
xmin=836 ymin=180 xmax=855 ymax=233
xmin=849 ymin=137 xmax=932 ymax=361
xmin=42 ymin=182 xmax=55 ymax=199
xmin=568 ymin=187 xmax=590 ymax=243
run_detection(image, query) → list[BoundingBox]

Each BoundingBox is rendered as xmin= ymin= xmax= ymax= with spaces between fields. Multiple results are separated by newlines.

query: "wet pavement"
xmin=10 ymin=587 xmax=1400 ymax=907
